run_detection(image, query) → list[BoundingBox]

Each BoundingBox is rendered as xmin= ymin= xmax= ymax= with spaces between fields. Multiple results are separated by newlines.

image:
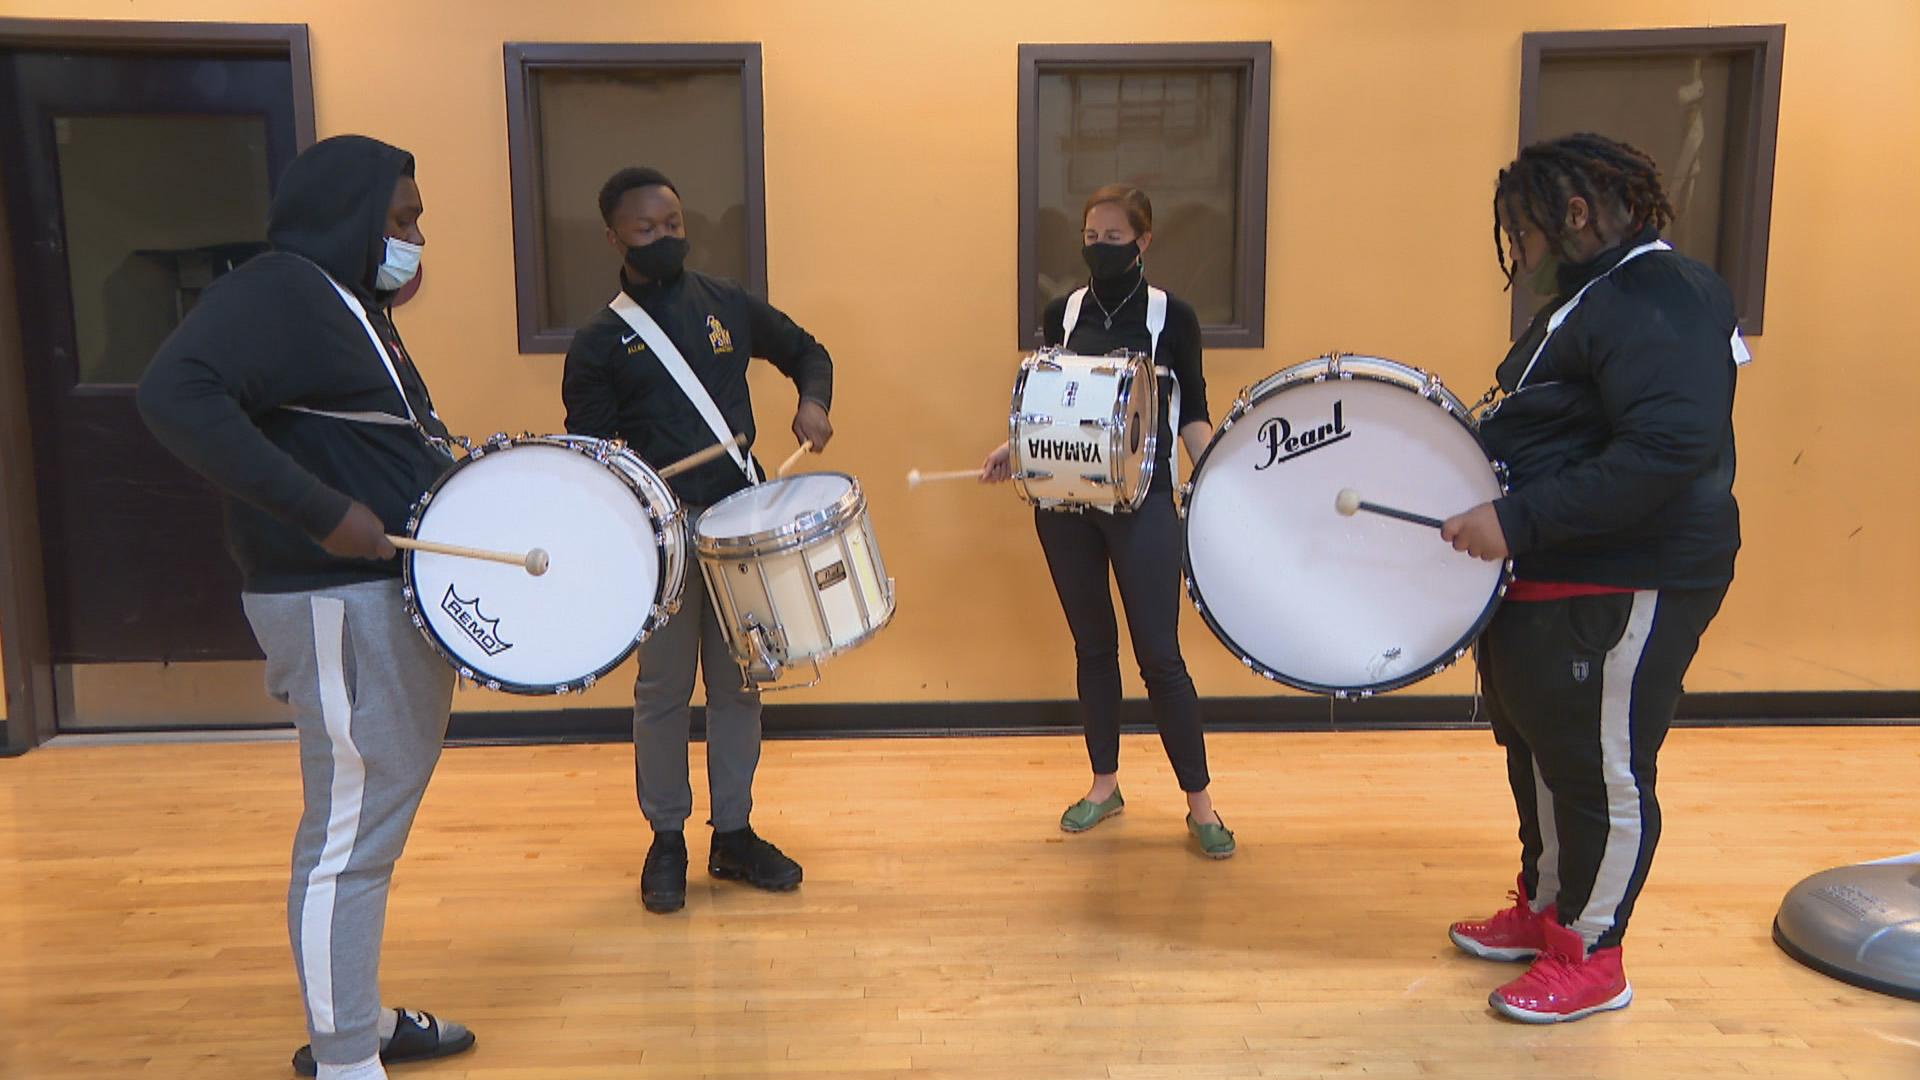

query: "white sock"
xmin=316 ymin=1053 xmax=387 ymax=1080
xmin=377 ymin=1007 xmax=399 ymax=1040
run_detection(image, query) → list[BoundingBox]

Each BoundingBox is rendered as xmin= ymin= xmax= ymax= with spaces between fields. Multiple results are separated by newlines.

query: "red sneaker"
xmin=1449 ymin=874 xmax=1553 ymax=961
xmin=1489 ymin=918 xmax=1632 ymax=1023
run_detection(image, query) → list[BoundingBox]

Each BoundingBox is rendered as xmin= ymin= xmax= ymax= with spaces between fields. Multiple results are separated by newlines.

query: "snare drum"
xmin=693 ymin=473 xmax=895 ymax=690
xmin=1181 ymin=355 xmax=1511 ymax=697
xmin=1008 ymin=349 xmax=1159 ymax=512
xmin=404 ymin=434 xmax=684 ymax=694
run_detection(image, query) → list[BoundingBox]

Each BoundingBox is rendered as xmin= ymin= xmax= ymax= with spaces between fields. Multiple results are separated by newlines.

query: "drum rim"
xmin=402 ymin=433 xmax=679 ymax=695
xmin=1180 ymin=353 xmax=1513 ymax=698
xmin=692 ymin=471 xmax=866 ymax=556
xmin=1008 ymin=347 xmax=1158 ymax=512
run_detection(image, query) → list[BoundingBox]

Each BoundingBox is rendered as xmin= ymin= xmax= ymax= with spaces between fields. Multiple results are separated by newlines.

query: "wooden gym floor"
xmin=1 ymin=727 xmax=1915 ymax=1079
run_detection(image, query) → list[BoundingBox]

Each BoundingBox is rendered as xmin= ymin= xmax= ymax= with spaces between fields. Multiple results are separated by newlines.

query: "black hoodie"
xmin=137 ymin=135 xmax=453 ymax=593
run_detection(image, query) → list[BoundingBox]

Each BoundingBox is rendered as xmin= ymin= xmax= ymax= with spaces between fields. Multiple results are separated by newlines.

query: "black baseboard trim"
xmin=442 ymin=690 xmax=1920 ymax=746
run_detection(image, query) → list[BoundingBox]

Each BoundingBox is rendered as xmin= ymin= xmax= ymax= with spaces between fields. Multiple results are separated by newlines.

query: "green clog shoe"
xmin=1187 ymin=813 xmax=1236 ymax=859
xmin=1060 ymin=789 xmax=1125 ymax=833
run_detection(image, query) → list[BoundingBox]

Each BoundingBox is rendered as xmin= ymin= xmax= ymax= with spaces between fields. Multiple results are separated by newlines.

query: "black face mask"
xmin=1081 ymin=241 xmax=1142 ymax=282
xmin=624 ymin=235 xmax=688 ymax=281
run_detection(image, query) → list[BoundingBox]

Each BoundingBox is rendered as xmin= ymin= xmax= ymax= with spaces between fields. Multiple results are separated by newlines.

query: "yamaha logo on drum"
xmin=1255 ymin=400 xmax=1350 ymax=470
xmin=441 ymin=586 xmax=513 ymax=656
xmin=1027 ymin=438 xmax=1103 ymax=463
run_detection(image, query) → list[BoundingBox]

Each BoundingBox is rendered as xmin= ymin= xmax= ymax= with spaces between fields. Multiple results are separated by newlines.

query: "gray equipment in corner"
xmin=1774 ymin=857 xmax=1920 ymax=1001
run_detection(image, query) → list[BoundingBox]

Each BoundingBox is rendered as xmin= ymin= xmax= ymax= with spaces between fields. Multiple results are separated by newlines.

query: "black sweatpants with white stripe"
xmin=1480 ymin=586 xmax=1727 ymax=951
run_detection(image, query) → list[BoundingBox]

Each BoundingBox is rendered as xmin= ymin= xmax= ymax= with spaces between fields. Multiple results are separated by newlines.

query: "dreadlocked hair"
xmin=1493 ymin=133 xmax=1675 ymax=285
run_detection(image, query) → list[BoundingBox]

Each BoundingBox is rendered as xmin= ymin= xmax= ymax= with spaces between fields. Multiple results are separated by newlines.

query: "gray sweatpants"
xmin=635 ymin=508 xmax=764 ymax=833
xmin=243 ymin=579 xmax=455 ymax=1067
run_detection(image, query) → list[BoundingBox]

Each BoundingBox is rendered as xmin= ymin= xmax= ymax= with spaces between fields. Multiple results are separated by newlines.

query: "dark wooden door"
xmin=0 ymin=48 xmax=300 ymax=663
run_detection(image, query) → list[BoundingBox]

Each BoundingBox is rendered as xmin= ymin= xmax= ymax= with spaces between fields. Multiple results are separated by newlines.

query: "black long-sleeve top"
xmin=562 ymin=269 xmax=833 ymax=507
xmin=1042 ymin=266 xmax=1209 ymax=493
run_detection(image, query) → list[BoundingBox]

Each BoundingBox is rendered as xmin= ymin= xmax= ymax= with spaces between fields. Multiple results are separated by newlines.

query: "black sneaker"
xmin=708 ymin=825 xmax=803 ymax=891
xmin=641 ymin=829 xmax=688 ymax=914
xmin=292 ymin=1008 xmax=474 ymax=1076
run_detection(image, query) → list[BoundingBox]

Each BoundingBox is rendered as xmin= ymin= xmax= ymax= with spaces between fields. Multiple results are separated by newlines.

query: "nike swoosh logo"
xmin=620 ymin=332 xmax=640 ymax=346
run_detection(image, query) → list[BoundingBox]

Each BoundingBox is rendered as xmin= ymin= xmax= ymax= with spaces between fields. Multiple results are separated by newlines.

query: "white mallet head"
xmin=1334 ymin=488 xmax=1362 ymax=517
xmin=906 ymin=469 xmax=923 ymax=489
xmin=525 ymin=548 xmax=551 ymax=576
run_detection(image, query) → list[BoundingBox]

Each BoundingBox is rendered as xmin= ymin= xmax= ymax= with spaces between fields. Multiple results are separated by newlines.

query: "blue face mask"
xmin=375 ymin=237 xmax=423 ymax=291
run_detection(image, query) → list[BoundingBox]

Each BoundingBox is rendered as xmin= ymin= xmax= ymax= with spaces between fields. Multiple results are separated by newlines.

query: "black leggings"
xmin=1034 ymin=492 xmax=1210 ymax=792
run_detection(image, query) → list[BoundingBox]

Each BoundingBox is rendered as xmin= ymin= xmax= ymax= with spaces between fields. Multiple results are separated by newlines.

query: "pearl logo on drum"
xmin=1254 ymin=400 xmax=1349 ymax=470
xmin=441 ymin=586 xmax=514 ymax=656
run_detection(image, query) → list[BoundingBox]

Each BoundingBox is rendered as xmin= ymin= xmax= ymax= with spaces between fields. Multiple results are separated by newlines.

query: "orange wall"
xmin=2 ymin=0 xmax=1915 ymax=715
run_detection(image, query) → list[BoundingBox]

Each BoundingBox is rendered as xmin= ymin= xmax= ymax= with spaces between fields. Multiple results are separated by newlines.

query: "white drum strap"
xmin=610 ymin=292 xmax=759 ymax=484
xmin=282 ymin=405 xmax=412 ymax=426
xmin=1064 ymin=285 xmax=1180 ymax=483
xmin=1061 ymin=284 xmax=1166 ymax=359
xmin=1515 ymin=239 xmax=1752 ymax=391
xmin=287 ymin=261 xmax=452 ymax=460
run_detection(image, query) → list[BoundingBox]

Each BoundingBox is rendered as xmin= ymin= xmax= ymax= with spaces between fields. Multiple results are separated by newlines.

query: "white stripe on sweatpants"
xmin=1531 ymin=761 xmax=1560 ymax=912
xmin=1573 ymin=589 xmax=1659 ymax=946
xmin=301 ymin=596 xmax=366 ymax=1035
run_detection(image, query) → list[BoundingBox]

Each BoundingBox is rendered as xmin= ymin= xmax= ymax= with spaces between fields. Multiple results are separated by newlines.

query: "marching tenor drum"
xmin=1007 ymin=349 xmax=1161 ymax=512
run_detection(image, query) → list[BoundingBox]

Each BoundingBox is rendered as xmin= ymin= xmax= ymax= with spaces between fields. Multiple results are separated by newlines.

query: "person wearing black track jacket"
xmin=1441 ymin=133 xmax=1749 ymax=1025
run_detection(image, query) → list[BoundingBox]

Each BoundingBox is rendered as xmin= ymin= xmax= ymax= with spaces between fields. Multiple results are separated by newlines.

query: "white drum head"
xmin=1184 ymin=364 xmax=1506 ymax=694
xmin=696 ymin=473 xmax=855 ymax=545
xmin=409 ymin=441 xmax=665 ymax=692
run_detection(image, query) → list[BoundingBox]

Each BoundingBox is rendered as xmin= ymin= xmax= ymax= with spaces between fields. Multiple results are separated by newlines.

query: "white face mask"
xmin=374 ymin=236 xmax=422 ymax=291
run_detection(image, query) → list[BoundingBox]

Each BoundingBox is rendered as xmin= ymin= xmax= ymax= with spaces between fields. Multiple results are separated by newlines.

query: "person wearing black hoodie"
xmin=1439 ymin=134 xmax=1747 ymax=1025
xmin=138 ymin=136 xmax=475 ymax=1079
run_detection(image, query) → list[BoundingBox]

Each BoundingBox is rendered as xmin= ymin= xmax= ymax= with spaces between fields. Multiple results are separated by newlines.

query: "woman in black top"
xmin=981 ymin=185 xmax=1233 ymax=858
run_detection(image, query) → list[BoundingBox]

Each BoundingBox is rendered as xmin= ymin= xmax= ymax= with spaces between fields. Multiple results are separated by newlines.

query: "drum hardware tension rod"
xmin=389 ymin=536 xmax=550 ymax=576
xmin=1333 ymin=488 xmax=1445 ymax=530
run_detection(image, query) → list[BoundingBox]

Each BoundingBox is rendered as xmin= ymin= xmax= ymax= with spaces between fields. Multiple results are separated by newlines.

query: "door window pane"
xmin=53 ymin=114 xmax=271 ymax=385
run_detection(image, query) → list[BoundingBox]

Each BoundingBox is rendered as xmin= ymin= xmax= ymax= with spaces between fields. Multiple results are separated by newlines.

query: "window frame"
xmin=1016 ymin=42 xmax=1272 ymax=351
xmin=503 ymin=42 xmax=767 ymax=355
xmin=1514 ymin=24 xmax=1785 ymax=338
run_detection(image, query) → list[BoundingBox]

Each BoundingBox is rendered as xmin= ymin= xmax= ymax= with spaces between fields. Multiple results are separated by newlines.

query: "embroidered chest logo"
xmin=706 ymin=315 xmax=734 ymax=354
xmin=620 ymin=330 xmax=647 ymax=356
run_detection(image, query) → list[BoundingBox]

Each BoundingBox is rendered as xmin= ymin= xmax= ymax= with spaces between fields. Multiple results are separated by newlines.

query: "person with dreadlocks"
xmin=1438 ymin=132 xmax=1750 ymax=1023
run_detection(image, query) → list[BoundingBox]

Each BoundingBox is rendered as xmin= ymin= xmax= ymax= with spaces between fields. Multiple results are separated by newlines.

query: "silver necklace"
xmin=1089 ymin=273 xmax=1143 ymax=330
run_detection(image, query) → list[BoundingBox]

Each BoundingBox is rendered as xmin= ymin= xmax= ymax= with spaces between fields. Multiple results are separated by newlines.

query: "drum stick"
xmin=1333 ymin=488 xmax=1445 ymax=530
xmin=906 ymin=468 xmax=982 ymax=488
xmin=389 ymin=536 xmax=550 ymax=576
xmin=776 ymin=440 xmax=813 ymax=478
xmin=659 ymin=434 xmax=749 ymax=479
